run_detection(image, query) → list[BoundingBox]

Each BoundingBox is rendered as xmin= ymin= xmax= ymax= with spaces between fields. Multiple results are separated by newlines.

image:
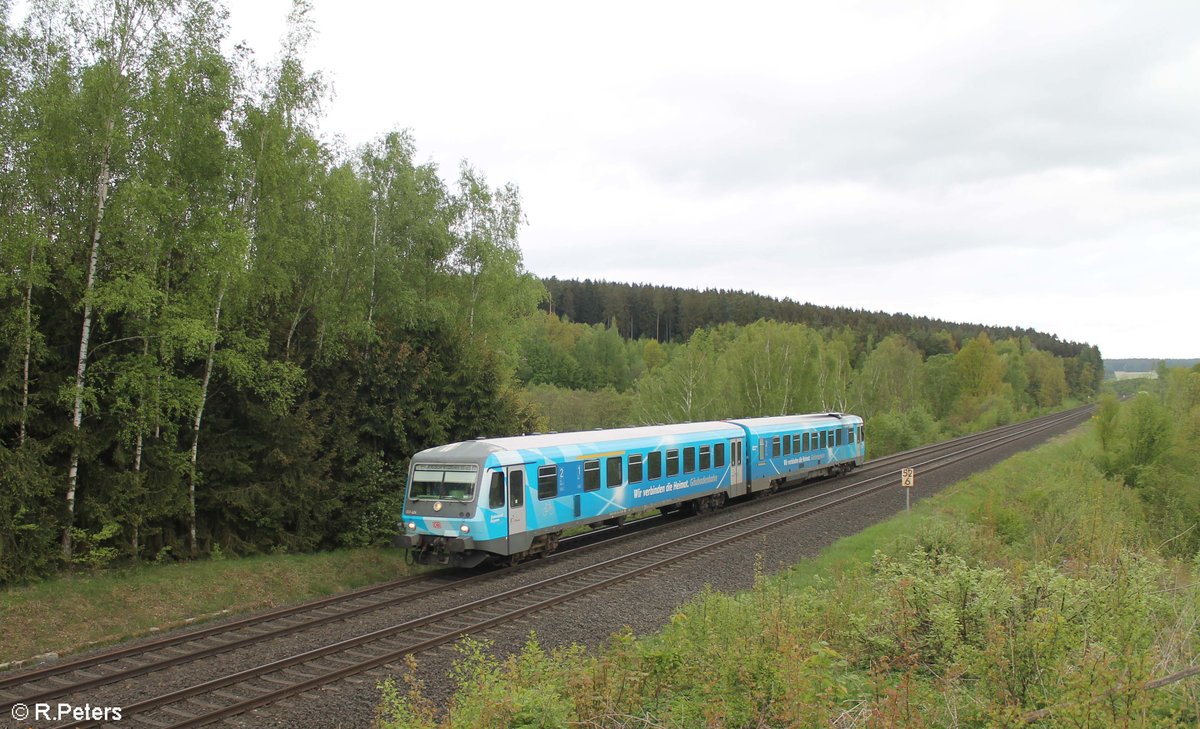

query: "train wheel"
xmin=542 ymin=532 xmax=560 ymax=557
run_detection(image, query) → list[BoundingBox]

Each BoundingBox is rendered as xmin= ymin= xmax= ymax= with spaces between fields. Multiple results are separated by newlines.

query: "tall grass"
xmin=378 ymin=389 xmax=1200 ymax=728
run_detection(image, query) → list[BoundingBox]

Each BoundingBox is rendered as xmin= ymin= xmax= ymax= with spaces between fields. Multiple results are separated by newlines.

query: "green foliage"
xmin=864 ymin=407 xmax=939 ymax=457
xmin=0 ymin=0 xmax=1106 ymax=585
xmin=376 ymin=636 xmax=583 ymax=729
xmin=379 ymin=424 xmax=1200 ymax=726
xmin=954 ymin=332 xmax=1005 ymax=401
xmin=67 ymin=523 xmax=123 ymax=570
xmin=0 ymin=441 xmax=60 ymax=582
xmin=1097 ymin=375 xmax=1200 ymax=558
xmin=1093 ymin=393 xmax=1121 ymax=452
xmin=634 ymin=325 xmax=734 ymax=422
xmin=1114 ymin=394 xmax=1174 ymax=487
xmin=852 ymin=334 xmax=923 ymax=417
xmin=544 ymin=278 xmax=1100 ymax=369
xmin=0 ymin=0 xmax=542 ymax=582
xmin=521 ymin=384 xmax=633 ymax=432
xmin=922 ymin=353 xmax=960 ymax=420
xmin=1025 ymin=348 xmax=1069 ymax=407
xmin=514 ymin=312 xmax=649 ymax=392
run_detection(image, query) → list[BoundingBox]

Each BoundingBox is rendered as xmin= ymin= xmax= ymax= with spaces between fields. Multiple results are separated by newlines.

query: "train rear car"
xmin=728 ymin=413 xmax=864 ymax=492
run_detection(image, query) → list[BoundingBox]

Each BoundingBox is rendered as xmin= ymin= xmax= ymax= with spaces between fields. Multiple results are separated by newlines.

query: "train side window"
xmin=758 ymin=438 xmax=766 ymax=460
xmin=666 ymin=449 xmax=679 ymax=477
xmin=537 ymin=464 xmax=558 ymax=499
xmin=858 ymin=425 xmax=865 ymax=443
xmin=629 ymin=454 xmax=644 ymax=484
xmin=802 ymin=432 xmax=809 ymax=452
xmin=783 ymin=434 xmax=792 ymax=456
xmin=489 ymin=472 xmax=505 ymax=509
xmin=648 ymin=451 xmax=663 ymax=480
xmin=772 ymin=436 xmax=781 ymax=458
xmin=683 ymin=447 xmax=695 ymax=473
xmin=509 ymin=470 xmax=524 ymax=508
xmin=792 ymin=434 xmax=800 ymax=452
xmin=606 ymin=456 xmax=623 ymax=487
xmin=583 ymin=459 xmax=601 ymax=491
xmin=699 ymin=445 xmax=712 ymax=470
xmin=715 ymin=442 xmax=726 ymax=468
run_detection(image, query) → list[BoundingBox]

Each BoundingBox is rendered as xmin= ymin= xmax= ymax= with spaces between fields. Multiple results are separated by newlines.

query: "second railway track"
xmin=1 ymin=405 xmax=1094 ymax=728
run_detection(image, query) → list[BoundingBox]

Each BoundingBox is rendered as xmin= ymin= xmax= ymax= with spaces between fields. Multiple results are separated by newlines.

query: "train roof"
xmin=725 ymin=412 xmax=863 ymax=428
xmin=413 ymin=421 xmax=743 ymax=462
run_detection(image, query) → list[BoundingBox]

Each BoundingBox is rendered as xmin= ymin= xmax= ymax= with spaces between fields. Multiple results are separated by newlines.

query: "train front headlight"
xmin=407 ymin=521 xmax=417 ymax=531
xmin=460 ymin=524 xmax=470 ymax=534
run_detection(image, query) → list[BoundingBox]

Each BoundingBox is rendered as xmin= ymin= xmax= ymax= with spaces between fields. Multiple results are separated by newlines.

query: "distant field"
xmin=1112 ymin=370 xmax=1158 ymax=380
xmin=1104 ymin=357 xmax=1199 ymax=377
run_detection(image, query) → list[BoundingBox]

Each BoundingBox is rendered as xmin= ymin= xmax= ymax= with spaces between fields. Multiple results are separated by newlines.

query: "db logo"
xmin=431 ymin=521 xmax=442 ymax=529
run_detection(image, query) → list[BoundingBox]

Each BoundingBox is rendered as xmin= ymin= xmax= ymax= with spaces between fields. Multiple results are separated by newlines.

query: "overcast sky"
xmin=224 ymin=0 xmax=1198 ymax=359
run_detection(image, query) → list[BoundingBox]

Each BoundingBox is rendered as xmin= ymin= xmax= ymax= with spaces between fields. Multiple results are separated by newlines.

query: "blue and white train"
xmin=398 ymin=412 xmax=865 ymax=567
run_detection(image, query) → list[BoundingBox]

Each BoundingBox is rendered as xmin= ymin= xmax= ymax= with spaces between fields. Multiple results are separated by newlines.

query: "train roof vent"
xmin=827 ymin=412 xmax=843 ymax=418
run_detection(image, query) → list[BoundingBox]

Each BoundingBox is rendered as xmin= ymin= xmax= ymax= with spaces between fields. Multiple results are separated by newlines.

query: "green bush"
xmin=377 ymin=394 xmax=1200 ymax=727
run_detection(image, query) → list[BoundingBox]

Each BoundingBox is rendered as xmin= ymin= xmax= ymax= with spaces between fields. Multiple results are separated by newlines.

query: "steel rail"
xmin=57 ymin=405 xmax=1092 ymax=728
xmin=4 ymin=405 xmax=1091 ymax=717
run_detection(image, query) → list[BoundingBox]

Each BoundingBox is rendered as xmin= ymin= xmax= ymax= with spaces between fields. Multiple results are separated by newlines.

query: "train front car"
xmin=398 ymin=422 xmax=748 ymax=568
xmin=397 ymin=442 xmax=505 ymax=568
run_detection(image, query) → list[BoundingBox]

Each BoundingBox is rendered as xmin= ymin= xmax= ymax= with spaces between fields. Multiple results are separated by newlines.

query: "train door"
xmin=507 ymin=466 xmax=526 ymax=537
xmin=730 ymin=439 xmax=744 ymax=490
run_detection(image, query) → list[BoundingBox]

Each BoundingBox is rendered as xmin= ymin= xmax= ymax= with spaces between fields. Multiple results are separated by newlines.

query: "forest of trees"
xmin=0 ymin=0 xmax=1106 ymax=586
xmin=543 ymin=277 xmax=1104 ymax=363
xmin=0 ymin=0 xmax=544 ymax=582
xmin=513 ymin=313 xmax=1102 ymax=455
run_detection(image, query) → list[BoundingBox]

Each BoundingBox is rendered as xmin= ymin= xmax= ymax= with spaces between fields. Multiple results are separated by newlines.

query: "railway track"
xmin=2 ymin=405 xmax=1093 ymax=727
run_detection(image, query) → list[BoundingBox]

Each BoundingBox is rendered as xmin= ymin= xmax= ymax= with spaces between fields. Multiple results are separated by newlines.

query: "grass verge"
xmin=0 ymin=547 xmax=418 ymax=667
xmin=379 ymin=414 xmax=1200 ymax=728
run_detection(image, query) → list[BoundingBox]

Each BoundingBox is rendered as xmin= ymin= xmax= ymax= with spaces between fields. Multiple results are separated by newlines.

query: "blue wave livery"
xmin=398 ymin=412 xmax=864 ymax=567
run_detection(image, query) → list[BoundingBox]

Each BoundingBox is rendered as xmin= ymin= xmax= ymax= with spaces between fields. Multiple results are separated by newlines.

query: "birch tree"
xmin=851 ymin=334 xmax=924 ymax=417
xmin=721 ymin=321 xmax=823 ymax=417
xmin=451 ymin=163 xmax=542 ymax=349
xmin=634 ymin=327 xmax=730 ymax=423
xmin=59 ymin=0 xmax=174 ymax=557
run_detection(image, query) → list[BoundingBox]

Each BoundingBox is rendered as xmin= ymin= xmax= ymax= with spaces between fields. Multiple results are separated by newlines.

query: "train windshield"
xmin=409 ymin=463 xmax=478 ymax=501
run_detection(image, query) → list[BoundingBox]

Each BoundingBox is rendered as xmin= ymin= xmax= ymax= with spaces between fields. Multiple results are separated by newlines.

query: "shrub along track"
xmin=0 ymin=405 xmax=1093 ymax=728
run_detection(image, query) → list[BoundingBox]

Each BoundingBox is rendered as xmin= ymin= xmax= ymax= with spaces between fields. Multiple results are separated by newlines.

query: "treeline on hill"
xmin=515 ymin=313 xmax=1103 ymax=454
xmin=0 ymin=1 xmax=543 ymax=583
xmin=543 ymin=277 xmax=1102 ymax=361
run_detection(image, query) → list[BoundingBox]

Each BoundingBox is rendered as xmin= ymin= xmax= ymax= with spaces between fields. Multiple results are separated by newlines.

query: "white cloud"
xmin=222 ymin=0 xmax=1200 ymax=358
